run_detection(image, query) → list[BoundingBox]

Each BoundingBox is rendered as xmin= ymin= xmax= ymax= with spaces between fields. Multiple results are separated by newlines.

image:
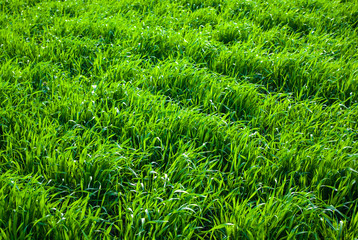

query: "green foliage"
xmin=0 ymin=0 xmax=357 ymax=238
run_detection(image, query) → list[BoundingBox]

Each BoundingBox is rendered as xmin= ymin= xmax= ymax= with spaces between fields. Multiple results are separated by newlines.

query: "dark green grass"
xmin=0 ymin=0 xmax=358 ymax=239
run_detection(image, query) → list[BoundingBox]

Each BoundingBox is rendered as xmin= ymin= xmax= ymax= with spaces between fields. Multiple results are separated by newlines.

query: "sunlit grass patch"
xmin=0 ymin=0 xmax=357 ymax=238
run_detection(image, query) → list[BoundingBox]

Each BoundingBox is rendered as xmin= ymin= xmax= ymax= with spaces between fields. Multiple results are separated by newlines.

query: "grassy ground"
xmin=0 ymin=0 xmax=358 ymax=239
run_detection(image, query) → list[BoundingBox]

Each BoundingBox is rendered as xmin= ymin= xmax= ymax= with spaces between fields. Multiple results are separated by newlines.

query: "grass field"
xmin=0 ymin=0 xmax=358 ymax=239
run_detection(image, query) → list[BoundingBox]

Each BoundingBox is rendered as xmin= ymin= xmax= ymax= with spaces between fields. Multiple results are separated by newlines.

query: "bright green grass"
xmin=0 ymin=0 xmax=358 ymax=239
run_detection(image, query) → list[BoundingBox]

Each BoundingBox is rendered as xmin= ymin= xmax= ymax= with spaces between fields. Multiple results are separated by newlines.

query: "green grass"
xmin=0 ymin=0 xmax=358 ymax=239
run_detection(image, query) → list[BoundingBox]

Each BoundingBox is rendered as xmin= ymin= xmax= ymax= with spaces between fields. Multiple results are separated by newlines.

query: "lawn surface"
xmin=0 ymin=0 xmax=358 ymax=239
